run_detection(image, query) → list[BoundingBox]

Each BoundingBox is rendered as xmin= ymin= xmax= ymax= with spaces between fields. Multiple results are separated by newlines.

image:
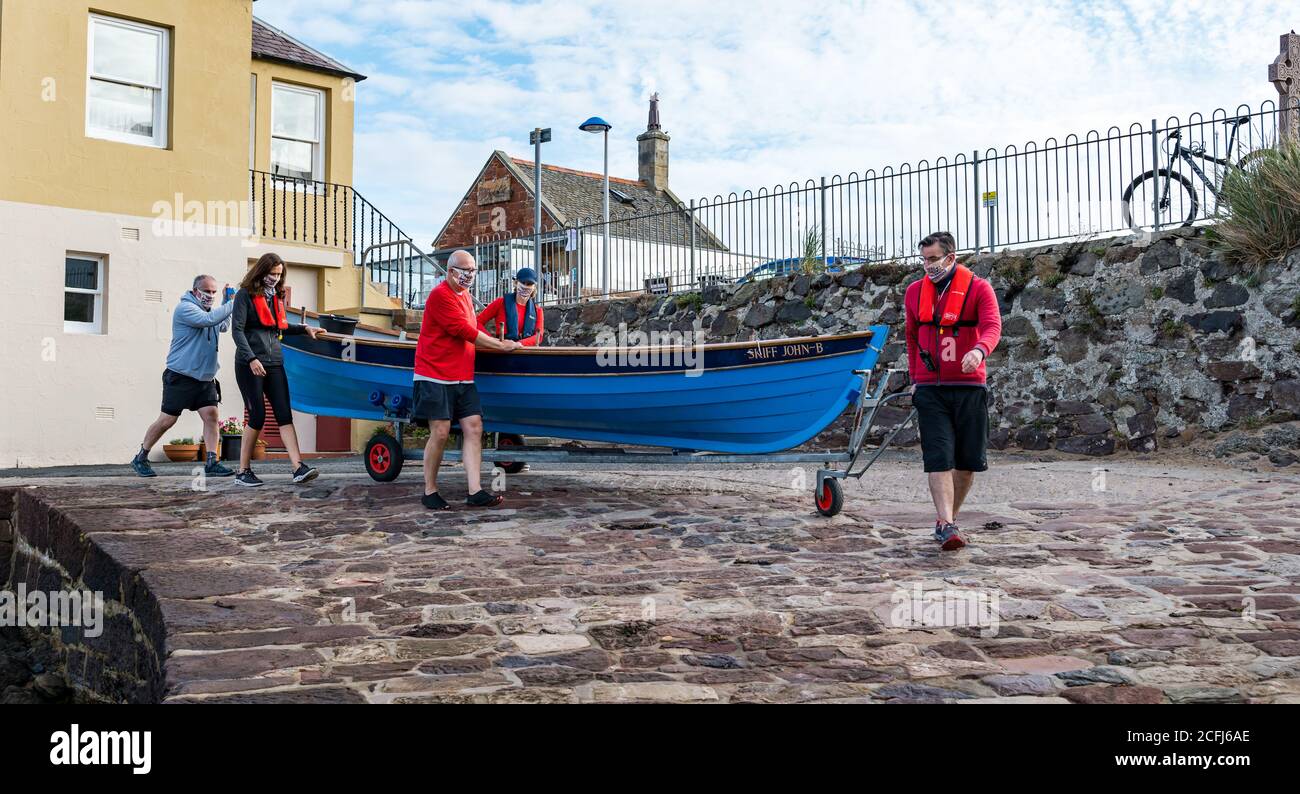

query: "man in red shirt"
xmin=477 ymin=267 xmax=545 ymax=346
xmin=414 ymin=249 xmax=522 ymax=509
xmin=904 ymin=231 xmax=1002 ymax=551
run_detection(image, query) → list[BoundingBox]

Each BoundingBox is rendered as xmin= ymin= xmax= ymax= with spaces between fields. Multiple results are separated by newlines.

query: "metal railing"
xmin=445 ymin=98 xmax=1296 ymax=307
xmin=249 ymin=169 xmax=445 ymax=309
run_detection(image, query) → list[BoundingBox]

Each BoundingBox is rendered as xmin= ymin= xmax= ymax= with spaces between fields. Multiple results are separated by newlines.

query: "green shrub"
xmin=1209 ymin=138 xmax=1300 ymax=266
xmin=799 ymin=229 xmax=825 ymax=275
xmin=675 ymin=292 xmax=703 ymax=312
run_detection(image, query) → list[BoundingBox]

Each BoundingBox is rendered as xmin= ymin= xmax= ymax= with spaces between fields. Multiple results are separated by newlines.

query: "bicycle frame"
xmin=1161 ymin=121 xmax=1247 ymax=203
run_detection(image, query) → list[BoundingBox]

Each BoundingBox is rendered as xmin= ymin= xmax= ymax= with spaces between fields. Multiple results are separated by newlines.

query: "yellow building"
xmin=0 ymin=0 xmax=413 ymax=467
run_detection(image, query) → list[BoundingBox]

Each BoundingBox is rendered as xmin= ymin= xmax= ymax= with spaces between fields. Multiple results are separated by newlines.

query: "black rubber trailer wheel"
xmin=815 ymin=477 xmax=844 ymax=517
xmin=365 ymin=434 xmax=404 ymax=482
xmin=492 ymin=434 xmax=527 ymax=474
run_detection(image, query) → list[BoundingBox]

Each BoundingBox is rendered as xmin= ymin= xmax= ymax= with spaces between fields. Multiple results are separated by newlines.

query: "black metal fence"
xmin=446 ymin=98 xmax=1296 ymax=307
xmin=249 ymin=169 xmax=444 ymax=309
xmin=252 ymin=97 xmax=1297 ymax=309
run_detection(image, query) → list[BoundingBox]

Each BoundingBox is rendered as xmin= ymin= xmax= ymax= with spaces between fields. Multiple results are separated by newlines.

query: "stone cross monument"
xmin=1270 ymin=31 xmax=1299 ymax=140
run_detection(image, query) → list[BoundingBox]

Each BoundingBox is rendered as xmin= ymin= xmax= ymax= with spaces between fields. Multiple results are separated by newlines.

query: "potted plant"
xmin=218 ymin=417 xmax=244 ymax=461
xmin=163 ymin=437 xmax=200 ymax=462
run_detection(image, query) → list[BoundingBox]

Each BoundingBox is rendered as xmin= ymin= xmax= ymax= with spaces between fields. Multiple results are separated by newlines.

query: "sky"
xmin=252 ymin=0 xmax=1296 ymax=247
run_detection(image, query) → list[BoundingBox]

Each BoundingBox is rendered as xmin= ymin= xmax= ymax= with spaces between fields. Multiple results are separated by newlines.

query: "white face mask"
xmin=194 ymin=289 xmax=215 ymax=309
xmin=516 ymin=282 xmax=536 ymax=301
xmin=923 ymin=255 xmax=953 ymax=282
xmin=450 ymin=266 xmax=475 ymax=289
xmin=264 ymin=274 xmax=280 ymax=290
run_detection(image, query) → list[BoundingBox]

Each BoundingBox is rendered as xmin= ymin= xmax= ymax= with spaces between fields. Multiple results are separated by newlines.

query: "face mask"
xmin=451 ymin=267 xmax=475 ymax=289
xmin=924 ymin=255 xmax=953 ymax=282
xmin=264 ymin=274 xmax=280 ymax=290
xmin=516 ymin=282 xmax=536 ymax=301
xmin=195 ymin=290 xmax=215 ymax=310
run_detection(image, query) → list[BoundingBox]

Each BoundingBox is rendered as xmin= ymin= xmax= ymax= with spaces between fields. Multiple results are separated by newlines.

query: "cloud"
xmin=253 ymin=0 xmax=1296 ymax=243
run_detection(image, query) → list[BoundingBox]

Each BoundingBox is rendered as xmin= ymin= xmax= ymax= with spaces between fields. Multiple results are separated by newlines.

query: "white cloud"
xmin=253 ymin=0 xmax=1297 ymax=243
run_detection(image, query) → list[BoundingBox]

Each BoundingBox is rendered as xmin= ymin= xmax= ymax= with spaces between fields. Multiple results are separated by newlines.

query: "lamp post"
xmin=529 ymin=127 xmax=551 ymax=293
xmin=579 ymin=116 xmax=611 ymax=299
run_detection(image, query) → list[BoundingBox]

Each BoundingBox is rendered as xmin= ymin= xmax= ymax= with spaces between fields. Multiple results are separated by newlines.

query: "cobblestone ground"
xmin=4 ymin=452 xmax=1299 ymax=703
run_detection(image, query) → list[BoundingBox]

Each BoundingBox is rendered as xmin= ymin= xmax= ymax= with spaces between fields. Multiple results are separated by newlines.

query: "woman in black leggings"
xmin=230 ymin=252 xmax=321 ymax=486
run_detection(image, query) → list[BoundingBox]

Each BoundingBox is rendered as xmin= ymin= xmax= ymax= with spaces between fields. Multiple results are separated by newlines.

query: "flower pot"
xmin=219 ymin=434 xmax=242 ymax=461
xmin=163 ymin=444 xmax=200 ymax=463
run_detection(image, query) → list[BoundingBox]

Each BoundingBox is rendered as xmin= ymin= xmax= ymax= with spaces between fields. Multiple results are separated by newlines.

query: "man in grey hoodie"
xmin=131 ymin=275 xmax=236 ymax=477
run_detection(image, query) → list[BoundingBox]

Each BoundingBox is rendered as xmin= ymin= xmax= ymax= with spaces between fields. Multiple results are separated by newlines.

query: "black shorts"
xmin=161 ymin=369 xmax=220 ymax=416
xmin=913 ymin=385 xmax=989 ymax=473
xmin=411 ymin=381 xmax=482 ymax=424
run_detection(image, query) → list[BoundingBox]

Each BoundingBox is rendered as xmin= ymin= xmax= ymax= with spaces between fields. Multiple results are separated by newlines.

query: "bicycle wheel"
xmin=1235 ymin=147 xmax=1277 ymax=174
xmin=1121 ymin=169 xmax=1199 ymax=230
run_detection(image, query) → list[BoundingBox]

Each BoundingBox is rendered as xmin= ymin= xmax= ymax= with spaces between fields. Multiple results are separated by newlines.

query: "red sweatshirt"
xmin=415 ymin=281 xmax=479 ymax=382
xmin=904 ymin=267 xmax=1002 ymax=386
xmin=477 ymin=296 xmax=545 ymax=346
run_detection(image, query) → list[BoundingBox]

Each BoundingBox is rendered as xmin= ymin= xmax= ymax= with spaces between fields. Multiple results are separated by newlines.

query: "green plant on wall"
xmin=675 ymin=292 xmax=703 ymax=312
xmin=799 ymin=228 xmax=824 ymax=275
xmin=1208 ymin=137 xmax=1300 ymax=267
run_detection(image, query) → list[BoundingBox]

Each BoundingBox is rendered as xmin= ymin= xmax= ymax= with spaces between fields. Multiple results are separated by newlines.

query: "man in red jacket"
xmin=904 ymin=231 xmax=1002 ymax=551
xmin=414 ymin=249 xmax=522 ymax=510
xmin=477 ymin=267 xmax=545 ymax=346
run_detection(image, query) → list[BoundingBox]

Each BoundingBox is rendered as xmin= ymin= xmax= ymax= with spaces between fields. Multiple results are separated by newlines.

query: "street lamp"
xmin=579 ymin=116 xmax=611 ymax=299
xmin=529 ymin=127 xmax=551 ymax=292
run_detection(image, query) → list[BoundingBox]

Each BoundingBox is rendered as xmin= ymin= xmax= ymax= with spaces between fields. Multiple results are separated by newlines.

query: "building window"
xmin=65 ymin=255 xmax=106 ymax=334
xmin=86 ymin=14 xmax=169 ymax=147
xmin=271 ymin=83 xmax=324 ymax=181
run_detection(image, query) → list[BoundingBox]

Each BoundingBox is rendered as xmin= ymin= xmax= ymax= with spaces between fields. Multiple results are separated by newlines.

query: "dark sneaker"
xmin=291 ymin=463 xmax=319 ymax=484
xmin=204 ymin=454 xmax=235 ymax=477
xmin=421 ymin=492 xmax=450 ymax=510
xmin=130 ymin=450 xmax=156 ymax=478
xmin=235 ymin=468 xmax=264 ymax=487
xmin=465 ymin=490 xmax=504 ymax=507
xmin=934 ymin=522 xmax=967 ymax=551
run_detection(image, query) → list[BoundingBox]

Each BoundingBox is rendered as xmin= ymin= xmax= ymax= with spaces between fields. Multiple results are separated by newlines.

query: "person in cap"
xmin=476 ymin=267 xmax=545 ymax=346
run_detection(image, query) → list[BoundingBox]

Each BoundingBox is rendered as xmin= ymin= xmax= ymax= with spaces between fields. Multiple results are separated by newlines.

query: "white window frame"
xmin=270 ymin=82 xmax=326 ymax=184
xmin=64 ymin=254 xmax=107 ymax=335
xmin=85 ymin=14 xmax=169 ymax=148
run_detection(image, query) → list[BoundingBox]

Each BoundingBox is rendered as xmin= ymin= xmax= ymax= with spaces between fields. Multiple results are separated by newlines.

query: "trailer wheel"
xmin=815 ymin=477 xmax=843 ymax=517
xmin=493 ymin=434 xmax=527 ymax=474
xmin=365 ymin=434 xmax=403 ymax=482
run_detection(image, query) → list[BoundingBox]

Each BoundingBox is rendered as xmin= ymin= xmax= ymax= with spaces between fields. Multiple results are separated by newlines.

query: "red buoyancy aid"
xmin=252 ymin=293 xmax=288 ymax=330
xmin=918 ymin=264 xmax=975 ymax=332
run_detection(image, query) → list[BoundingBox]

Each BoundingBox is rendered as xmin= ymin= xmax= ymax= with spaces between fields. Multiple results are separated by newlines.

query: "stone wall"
xmin=2 ymin=487 xmax=165 ymax=703
xmin=539 ymin=228 xmax=1300 ymax=459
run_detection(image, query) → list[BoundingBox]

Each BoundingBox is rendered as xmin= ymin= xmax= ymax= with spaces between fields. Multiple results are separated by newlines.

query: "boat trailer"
xmin=362 ymin=368 xmax=916 ymax=517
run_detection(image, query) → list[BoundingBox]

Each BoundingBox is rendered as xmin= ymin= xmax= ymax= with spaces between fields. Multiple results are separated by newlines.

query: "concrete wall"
xmin=0 ymin=200 xmax=349 ymax=467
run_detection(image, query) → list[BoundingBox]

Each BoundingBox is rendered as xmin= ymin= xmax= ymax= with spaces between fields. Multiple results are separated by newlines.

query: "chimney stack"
xmin=636 ymin=93 xmax=669 ymax=190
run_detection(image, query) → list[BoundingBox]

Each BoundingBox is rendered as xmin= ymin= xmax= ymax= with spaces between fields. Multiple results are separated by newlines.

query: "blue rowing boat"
xmin=281 ymin=324 xmax=889 ymax=454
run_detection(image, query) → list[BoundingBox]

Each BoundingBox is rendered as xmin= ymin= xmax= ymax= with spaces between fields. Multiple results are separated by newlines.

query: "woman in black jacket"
xmin=230 ymin=252 xmax=321 ymax=486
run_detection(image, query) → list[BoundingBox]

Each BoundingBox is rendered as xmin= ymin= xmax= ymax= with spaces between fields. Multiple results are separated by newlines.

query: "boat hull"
xmin=282 ymin=325 xmax=888 ymax=454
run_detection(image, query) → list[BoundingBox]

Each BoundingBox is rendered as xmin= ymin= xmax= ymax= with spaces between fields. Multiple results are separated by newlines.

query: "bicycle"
xmin=1120 ymin=115 xmax=1274 ymax=230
